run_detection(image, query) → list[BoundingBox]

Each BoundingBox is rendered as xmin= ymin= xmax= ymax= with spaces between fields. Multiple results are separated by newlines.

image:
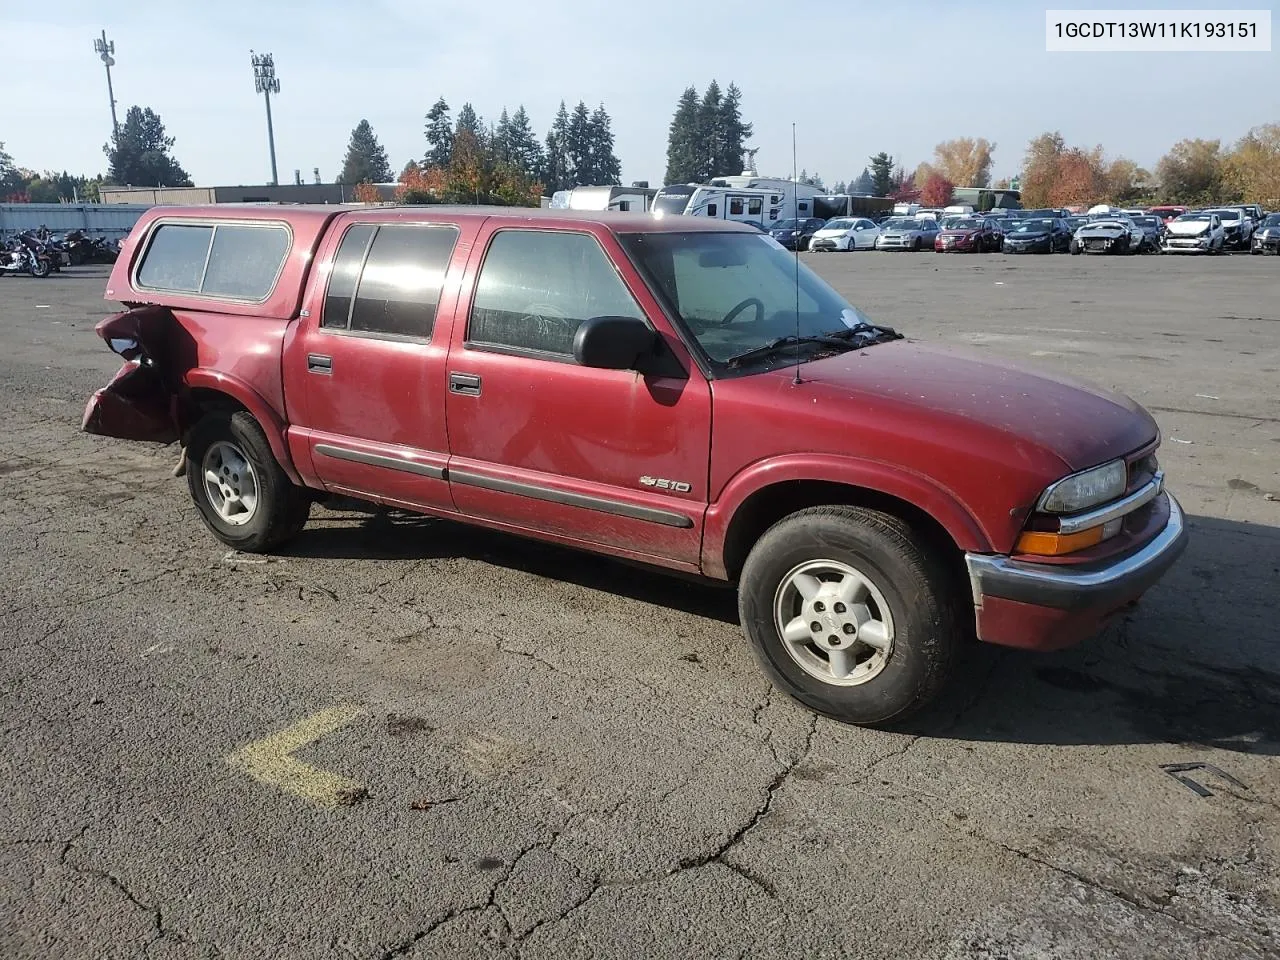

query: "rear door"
xmin=442 ymin=224 xmax=711 ymax=568
xmin=284 ymin=215 xmax=471 ymax=512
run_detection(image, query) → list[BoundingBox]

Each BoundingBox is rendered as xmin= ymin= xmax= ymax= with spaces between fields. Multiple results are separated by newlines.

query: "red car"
xmin=1148 ymin=205 xmax=1188 ymax=225
xmin=934 ymin=216 xmax=1001 ymax=252
xmin=83 ymin=206 xmax=1187 ymax=726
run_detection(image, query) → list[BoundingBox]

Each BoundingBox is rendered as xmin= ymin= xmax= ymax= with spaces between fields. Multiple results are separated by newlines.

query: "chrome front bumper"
xmin=965 ymin=494 xmax=1188 ymax=611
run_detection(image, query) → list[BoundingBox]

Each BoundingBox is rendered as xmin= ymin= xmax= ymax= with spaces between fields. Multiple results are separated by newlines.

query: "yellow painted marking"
xmin=226 ymin=705 xmax=368 ymax=808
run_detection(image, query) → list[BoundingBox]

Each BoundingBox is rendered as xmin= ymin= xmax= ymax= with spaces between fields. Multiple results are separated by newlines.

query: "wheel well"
xmin=182 ymin=389 xmax=249 ymax=439
xmin=721 ymin=480 xmax=967 ymax=588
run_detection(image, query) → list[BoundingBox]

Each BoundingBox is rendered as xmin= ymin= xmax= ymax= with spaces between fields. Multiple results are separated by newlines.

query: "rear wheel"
xmin=185 ymin=410 xmax=310 ymax=552
xmin=738 ymin=506 xmax=962 ymax=726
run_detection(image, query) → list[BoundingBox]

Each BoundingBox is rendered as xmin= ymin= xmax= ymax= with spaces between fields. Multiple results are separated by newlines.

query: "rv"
xmin=547 ymin=185 xmax=656 ymax=213
xmin=651 ymin=177 xmax=827 ymax=226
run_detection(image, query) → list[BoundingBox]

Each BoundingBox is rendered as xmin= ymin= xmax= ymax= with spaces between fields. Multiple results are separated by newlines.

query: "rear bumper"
xmin=964 ymin=493 xmax=1188 ymax=650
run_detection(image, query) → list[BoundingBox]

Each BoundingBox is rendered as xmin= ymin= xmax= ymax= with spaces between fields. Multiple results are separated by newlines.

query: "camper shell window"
xmin=135 ymin=220 xmax=291 ymax=302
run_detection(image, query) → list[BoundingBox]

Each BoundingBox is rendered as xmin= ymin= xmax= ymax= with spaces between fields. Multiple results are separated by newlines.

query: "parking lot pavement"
xmin=1 ymin=255 xmax=1277 ymax=959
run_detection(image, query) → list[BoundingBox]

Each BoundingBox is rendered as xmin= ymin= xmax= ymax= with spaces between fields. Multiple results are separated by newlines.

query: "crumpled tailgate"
xmin=81 ymin=305 xmax=182 ymax=444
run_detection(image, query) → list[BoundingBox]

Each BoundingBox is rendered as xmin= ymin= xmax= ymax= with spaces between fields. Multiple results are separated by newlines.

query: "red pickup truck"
xmin=84 ymin=205 xmax=1187 ymax=725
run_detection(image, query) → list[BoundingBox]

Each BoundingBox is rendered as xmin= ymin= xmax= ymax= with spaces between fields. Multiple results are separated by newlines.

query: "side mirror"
xmin=573 ymin=315 xmax=660 ymax=371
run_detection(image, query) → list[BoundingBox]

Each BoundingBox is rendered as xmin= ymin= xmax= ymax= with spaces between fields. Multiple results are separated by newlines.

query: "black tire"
xmin=31 ymin=258 xmax=51 ymax=278
xmin=911 ymin=237 xmax=921 ymax=252
xmin=738 ymin=505 xmax=962 ymax=726
xmin=185 ymin=410 xmax=310 ymax=552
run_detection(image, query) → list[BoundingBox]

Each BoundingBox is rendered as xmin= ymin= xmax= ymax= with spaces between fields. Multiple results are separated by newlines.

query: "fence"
xmin=0 ymin=203 xmax=151 ymax=240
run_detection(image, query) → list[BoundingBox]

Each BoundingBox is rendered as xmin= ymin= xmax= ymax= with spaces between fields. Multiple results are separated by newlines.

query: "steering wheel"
xmin=715 ymin=297 xmax=764 ymax=327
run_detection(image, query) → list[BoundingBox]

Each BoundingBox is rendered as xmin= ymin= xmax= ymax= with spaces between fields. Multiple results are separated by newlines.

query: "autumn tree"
xmin=889 ymin=171 xmax=919 ymax=203
xmin=338 ymin=119 xmax=392 ymax=184
xmin=919 ymin=173 xmax=955 ymax=207
xmin=352 ymin=182 xmax=383 ymax=204
xmin=1223 ymin=124 xmax=1280 ymax=205
xmin=1156 ymin=139 xmax=1225 ymax=204
xmin=868 ymin=152 xmax=894 ymax=197
xmin=103 ymin=106 xmax=191 ymax=187
xmin=931 ymin=137 xmax=995 ymax=187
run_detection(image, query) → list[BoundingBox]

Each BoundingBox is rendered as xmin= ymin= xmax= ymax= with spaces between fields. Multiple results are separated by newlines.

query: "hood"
xmin=787 ymin=340 xmax=1156 ymax=472
xmin=939 ymin=229 xmax=979 ymax=239
xmin=1005 ymin=229 xmax=1051 ymax=239
xmin=1076 ymin=222 xmax=1127 ymax=238
xmin=1166 ymin=220 xmax=1211 ymax=236
xmin=814 ymin=227 xmax=852 ymax=237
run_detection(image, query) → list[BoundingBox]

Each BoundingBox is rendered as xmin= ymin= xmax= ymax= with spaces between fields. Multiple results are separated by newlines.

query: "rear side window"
xmin=321 ymin=223 xmax=458 ymax=339
xmin=468 ymin=230 xmax=642 ymax=357
xmin=136 ymin=222 xmax=290 ymax=300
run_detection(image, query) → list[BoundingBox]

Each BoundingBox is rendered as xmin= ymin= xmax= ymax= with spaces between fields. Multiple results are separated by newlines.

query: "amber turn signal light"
xmin=1016 ymin=518 xmax=1123 ymax=557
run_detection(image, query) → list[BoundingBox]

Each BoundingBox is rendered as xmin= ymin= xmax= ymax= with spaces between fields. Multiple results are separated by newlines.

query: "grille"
xmin=1084 ymin=238 xmax=1109 ymax=252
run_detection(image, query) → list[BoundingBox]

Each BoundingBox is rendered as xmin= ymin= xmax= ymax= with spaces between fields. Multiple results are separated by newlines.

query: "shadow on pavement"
xmin=288 ymin=503 xmax=1279 ymax=752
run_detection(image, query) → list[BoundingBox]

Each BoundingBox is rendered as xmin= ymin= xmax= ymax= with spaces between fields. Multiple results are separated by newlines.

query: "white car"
xmin=1161 ymin=213 xmax=1225 ymax=254
xmin=1201 ymin=207 xmax=1253 ymax=249
xmin=808 ymin=217 xmax=881 ymax=252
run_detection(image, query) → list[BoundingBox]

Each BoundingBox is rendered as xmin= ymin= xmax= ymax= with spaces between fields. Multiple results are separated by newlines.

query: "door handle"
xmin=307 ymin=354 xmax=332 ymax=374
xmin=449 ymin=372 xmax=481 ymax=397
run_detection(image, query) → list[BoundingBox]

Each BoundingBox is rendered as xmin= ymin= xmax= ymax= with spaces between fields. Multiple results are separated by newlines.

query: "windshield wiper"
xmin=724 ymin=323 xmax=903 ymax=369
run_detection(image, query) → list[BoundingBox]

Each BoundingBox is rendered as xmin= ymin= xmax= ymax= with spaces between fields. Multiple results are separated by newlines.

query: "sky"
xmin=1 ymin=0 xmax=1275 ymax=189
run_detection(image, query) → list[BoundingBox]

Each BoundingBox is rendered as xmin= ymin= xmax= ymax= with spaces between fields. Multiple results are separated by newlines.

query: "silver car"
xmin=874 ymin=217 xmax=940 ymax=251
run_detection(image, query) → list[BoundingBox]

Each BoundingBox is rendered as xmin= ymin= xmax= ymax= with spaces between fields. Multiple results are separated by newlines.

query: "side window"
xmin=322 ymin=225 xmax=375 ymax=329
xmin=322 ymin=223 xmax=458 ymax=338
xmin=350 ymin=224 xmax=458 ymax=338
xmin=136 ymin=222 xmax=290 ymax=300
xmin=748 ymin=198 xmax=762 ymax=216
xmin=469 ymin=230 xmax=643 ymax=358
xmin=616 ymin=200 xmax=631 ymax=212
xmin=798 ymin=201 xmax=809 ymax=213
xmin=729 ymin=197 xmax=745 ymax=216
xmin=707 ymin=203 xmax=718 ymax=218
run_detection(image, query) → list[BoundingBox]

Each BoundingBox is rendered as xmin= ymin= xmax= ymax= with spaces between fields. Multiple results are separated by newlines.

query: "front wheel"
xmin=738 ymin=506 xmax=962 ymax=726
xmin=185 ymin=410 xmax=311 ymax=552
xmin=31 ymin=258 xmax=51 ymax=278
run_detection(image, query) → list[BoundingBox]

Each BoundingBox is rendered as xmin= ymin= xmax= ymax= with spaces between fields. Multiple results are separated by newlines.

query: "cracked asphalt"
xmin=1 ymin=251 xmax=1278 ymax=959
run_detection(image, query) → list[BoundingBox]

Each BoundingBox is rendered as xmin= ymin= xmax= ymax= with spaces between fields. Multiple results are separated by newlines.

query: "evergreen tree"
xmin=664 ymin=86 xmax=702 ymax=184
xmin=544 ymin=101 xmax=572 ymax=192
xmin=868 ymin=153 xmax=895 ymax=197
xmin=506 ymin=106 xmax=544 ymax=183
xmin=103 ymin=106 xmax=192 ymax=187
xmin=565 ymin=101 xmax=593 ymax=185
xmin=587 ymin=104 xmax=621 ymax=185
xmin=338 ymin=119 xmax=392 ymax=184
xmin=0 ymin=142 xmax=23 ymax=197
xmin=696 ymin=80 xmax=723 ymax=181
xmin=455 ymin=103 xmax=482 ymax=140
xmin=423 ymin=98 xmax=453 ymax=168
xmin=716 ymin=83 xmax=752 ymax=176
xmin=492 ymin=108 xmax=512 ymax=165
xmin=832 ymin=180 xmax=847 ymax=193
xmin=851 ymin=167 xmax=874 ymax=194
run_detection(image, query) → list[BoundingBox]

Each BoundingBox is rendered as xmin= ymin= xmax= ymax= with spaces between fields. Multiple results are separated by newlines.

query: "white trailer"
xmin=651 ymin=178 xmax=823 ymax=226
xmin=546 ymin=185 xmax=656 ymax=213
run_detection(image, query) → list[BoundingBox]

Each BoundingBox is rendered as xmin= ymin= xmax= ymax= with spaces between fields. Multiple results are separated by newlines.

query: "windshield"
xmin=652 ymin=189 xmax=695 ymax=216
xmin=1012 ymin=219 xmax=1054 ymax=232
xmin=1132 ymin=217 xmax=1159 ymax=227
xmin=771 ymin=219 xmax=799 ymax=231
xmin=823 ymin=218 xmax=855 ymax=230
xmin=1178 ymin=214 xmax=1211 ymax=222
xmin=1206 ymin=209 xmax=1241 ymax=221
xmin=882 ymin=218 xmax=919 ymax=230
xmin=1263 ymin=214 xmax=1280 ymax=227
xmin=620 ymin=231 xmax=877 ymax=367
xmin=946 ymin=218 xmax=982 ymax=230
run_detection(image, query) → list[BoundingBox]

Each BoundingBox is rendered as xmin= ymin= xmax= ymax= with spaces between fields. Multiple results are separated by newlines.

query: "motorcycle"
xmin=0 ymin=236 xmax=54 ymax=278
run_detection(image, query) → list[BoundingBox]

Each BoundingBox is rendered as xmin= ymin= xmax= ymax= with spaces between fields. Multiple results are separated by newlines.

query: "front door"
xmin=286 ymin=216 xmax=469 ymax=513
xmin=443 ymin=225 xmax=711 ymax=568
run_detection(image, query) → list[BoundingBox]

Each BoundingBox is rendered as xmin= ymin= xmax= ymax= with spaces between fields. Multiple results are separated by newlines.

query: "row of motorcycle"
xmin=1 ymin=230 xmax=121 ymax=279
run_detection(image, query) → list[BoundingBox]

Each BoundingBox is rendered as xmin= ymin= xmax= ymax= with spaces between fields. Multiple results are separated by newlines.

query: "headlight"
xmin=1038 ymin=459 xmax=1127 ymax=513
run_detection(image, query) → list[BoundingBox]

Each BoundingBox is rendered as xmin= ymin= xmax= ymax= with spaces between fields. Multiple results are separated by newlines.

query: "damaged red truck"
xmin=84 ymin=205 xmax=1187 ymax=725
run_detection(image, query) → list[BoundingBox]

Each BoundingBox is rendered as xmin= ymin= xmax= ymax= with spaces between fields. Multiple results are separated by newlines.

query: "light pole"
xmin=251 ymin=50 xmax=281 ymax=186
xmin=94 ymin=30 xmax=119 ymax=140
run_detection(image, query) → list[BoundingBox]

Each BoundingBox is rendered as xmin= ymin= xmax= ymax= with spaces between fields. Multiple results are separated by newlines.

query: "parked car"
xmin=1072 ymin=216 xmax=1144 ymax=255
xmin=1001 ymin=217 xmax=1073 ymax=254
xmin=874 ymin=217 xmax=940 ymax=251
xmin=809 ymin=217 xmax=881 ymax=252
xmin=934 ymin=216 xmax=1000 ymax=253
xmin=1128 ymin=215 xmax=1166 ymax=253
xmin=80 ymin=205 xmax=1188 ymax=726
xmin=1147 ymin=205 xmax=1187 ymax=224
xmin=1250 ymin=213 xmax=1280 ymax=254
xmin=770 ymin=217 xmax=827 ymax=251
xmin=1161 ymin=212 xmax=1225 ymax=254
xmin=1202 ymin=207 xmax=1252 ymax=249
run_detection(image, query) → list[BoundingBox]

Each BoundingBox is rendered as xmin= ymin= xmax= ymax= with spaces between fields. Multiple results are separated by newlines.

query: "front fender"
xmin=183 ymin=369 xmax=301 ymax=485
xmin=702 ymin=454 xmax=993 ymax=579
